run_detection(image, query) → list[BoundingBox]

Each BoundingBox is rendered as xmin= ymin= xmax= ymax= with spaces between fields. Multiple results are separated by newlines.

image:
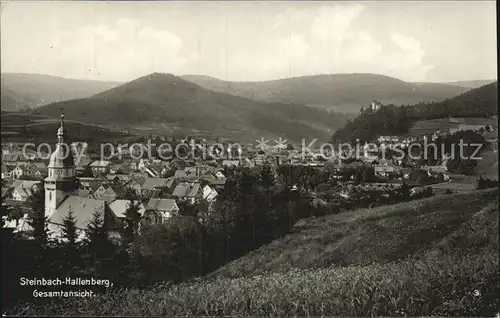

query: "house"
xmin=98 ymin=185 xmax=127 ymax=203
xmin=117 ymin=144 xmax=131 ymax=158
xmin=11 ymin=180 xmax=41 ymax=202
xmin=172 ymin=182 xmax=202 ymax=203
xmin=140 ymin=177 xmax=176 ymax=195
xmin=107 ymin=174 xmax=131 ymax=185
xmin=142 ymin=198 xmax=179 ymax=224
xmin=10 ymin=213 xmax=34 ymax=238
xmin=76 ymin=189 xmax=93 ymax=198
xmin=423 ymin=165 xmax=448 ymax=174
xmin=123 ymin=178 xmax=144 ymax=196
xmin=92 ymin=184 xmax=108 ymax=199
xmin=10 ymin=163 xmax=30 ymax=179
xmin=1 ymin=164 xmax=14 ymax=179
xmin=78 ymin=177 xmax=98 ymax=190
xmin=222 ymin=160 xmax=240 ymax=167
xmin=32 ymin=162 xmax=48 ymax=177
xmin=110 ymin=163 xmax=129 ymax=175
xmin=174 ymin=166 xmax=200 ymax=178
xmin=90 ymin=160 xmax=111 ymax=176
xmin=143 ymin=163 xmax=167 ymax=178
xmin=137 ymin=159 xmax=148 ymax=171
xmin=2 ymin=152 xmax=20 ymax=163
xmin=47 ymin=196 xmax=121 ymax=242
xmin=2 ymin=187 xmax=13 ymax=200
xmin=371 ymin=100 xmax=382 ymax=111
xmin=202 ymin=185 xmax=218 ymax=203
xmin=253 ymin=152 xmax=269 ymax=165
xmin=214 ymin=170 xmax=225 ymax=179
xmin=374 ymin=165 xmax=397 ymax=178
xmin=108 ymin=199 xmax=146 ymax=220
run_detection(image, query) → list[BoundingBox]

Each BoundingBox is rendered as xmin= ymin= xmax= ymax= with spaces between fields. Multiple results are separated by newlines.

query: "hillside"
xmin=182 ymin=73 xmax=469 ymax=114
xmin=1 ymin=111 xmax=130 ymax=146
xmin=15 ymin=190 xmax=499 ymax=316
xmin=332 ymin=81 xmax=498 ymax=143
xmin=442 ymin=79 xmax=497 ymax=89
xmin=35 ymin=73 xmax=352 ymax=142
xmin=1 ymin=73 xmax=121 ymax=111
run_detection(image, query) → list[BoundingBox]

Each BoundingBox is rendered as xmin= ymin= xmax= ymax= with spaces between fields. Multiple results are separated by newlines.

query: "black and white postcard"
xmin=1 ymin=1 xmax=498 ymax=316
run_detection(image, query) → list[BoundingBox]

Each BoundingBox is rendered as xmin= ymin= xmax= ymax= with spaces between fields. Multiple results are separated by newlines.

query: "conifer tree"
xmin=28 ymin=182 xmax=48 ymax=246
xmin=62 ymin=207 xmax=78 ymax=247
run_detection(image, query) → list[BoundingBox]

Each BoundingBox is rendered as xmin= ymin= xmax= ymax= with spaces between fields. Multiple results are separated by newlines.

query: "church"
xmin=44 ymin=114 xmax=120 ymax=241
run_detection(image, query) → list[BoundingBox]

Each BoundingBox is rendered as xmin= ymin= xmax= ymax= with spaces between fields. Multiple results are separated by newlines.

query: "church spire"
xmin=57 ymin=109 xmax=65 ymax=144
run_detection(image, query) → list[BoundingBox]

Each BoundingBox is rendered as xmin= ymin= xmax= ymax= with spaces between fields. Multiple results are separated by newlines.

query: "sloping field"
xmin=14 ymin=190 xmax=499 ymax=316
xmin=409 ymin=117 xmax=497 ymax=136
xmin=208 ymin=190 xmax=497 ymax=278
xmin=475 ymin=149 xmax=499 ymax=179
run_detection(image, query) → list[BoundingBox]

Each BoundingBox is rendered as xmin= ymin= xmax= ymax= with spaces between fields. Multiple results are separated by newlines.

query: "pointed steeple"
xmin=57 ymin=109 xmax=65 ymax=144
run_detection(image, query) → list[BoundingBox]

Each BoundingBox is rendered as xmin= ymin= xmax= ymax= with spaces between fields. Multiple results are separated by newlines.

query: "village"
xmin=2 ymin=108 xmax=495 ymax=243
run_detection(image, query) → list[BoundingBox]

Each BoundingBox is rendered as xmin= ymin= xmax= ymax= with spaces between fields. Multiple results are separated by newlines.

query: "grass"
xmin=208 ymin=189 xmax=497 ymax=278
xmin=476 ymin=149 xmax=499 ymax=179
xmin=409 ymin=117 xmax=497 ymax=136
xmin=9 ymin=189 xmax=500 ymax=316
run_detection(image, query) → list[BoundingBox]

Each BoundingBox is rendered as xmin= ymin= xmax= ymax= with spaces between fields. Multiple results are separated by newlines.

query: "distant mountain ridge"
xmin=181 ymin=73 xmax=470 ymax=113
xmin=1 ymin=73 xmax=122 ymax=111
xmin=332 ymin=81 xmax=498 ymax=144
xmin=35 ymin=73 xmax=352 ymax=142
xmin=440 ymin=80 xmax=497 ymax=89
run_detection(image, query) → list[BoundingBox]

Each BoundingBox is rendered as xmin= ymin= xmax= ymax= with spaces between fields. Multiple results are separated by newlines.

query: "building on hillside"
xmin=44 ymin=114 xmax=79 ymax=217
xmin=172 ymin=182 xmax=202 ymax=204
xmin=11 ymin=180 xmax=41 ymax=202
xmin=222 ymin=160 xmax=240 ymax=167
xmin=142 ymin=198 xmax=179 ymax=224
xmin=90 ymin=160 xmax=111 ymax=176
xmin=43 ymin=115 xmax=120 ymax=242
xmin=108 ymin=199 xmax=146 ymax=221
xmin=202 ymin=185 xmax=218 ymax=203
xmin=374 ymin=165 xmax=397 ymax=178
xmin=422 ymin=165 xmax=448 ymax=174
xmin=371 ymin=100 xmax=383 ymax=111
xmin=140 ymin=177 xmax=176 ymax=197
xmin=47 ymin=195 xmax=120 ymax=242
xmin=1 ymin=164 xmax=14 ymax=179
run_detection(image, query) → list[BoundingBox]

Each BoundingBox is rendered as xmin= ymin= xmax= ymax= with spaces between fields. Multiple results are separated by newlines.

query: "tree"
xmin=400 ymin=181 xmax=411 ymax=200
xmin=477 ymin=176 xmax=499 ymax=190
xmin=28 ymin=184 xmax=48 ymax=246
xmin=84 ymin=209 xmax=117 ymax=278
xmin=62 ymin=207 xmax=78 ymax=247
xmin=85 ymin=209 xmax=111 ymax=257
xmin=259 ymin=164 xmax=275 ymax=188
xmin=137 ymin=217 xmax=204 ymax=282
xmin=60 ymin=207 xmax=81 ymax=273
xmin=122 ymin=200 xmax=142 ymax=245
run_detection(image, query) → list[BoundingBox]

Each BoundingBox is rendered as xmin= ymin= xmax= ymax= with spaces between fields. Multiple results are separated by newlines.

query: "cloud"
xmin=221 ymin=4 xmax=432 ymax=81
xmin=310 ymin=4 xmax=365 ymax=48
xmin=386 ymin=33 xmax=434 ymax=80
xmin=2 ymin=3 xmax=435 ymax=82
xmin=49 ymin=19 xmax=188 ymax=80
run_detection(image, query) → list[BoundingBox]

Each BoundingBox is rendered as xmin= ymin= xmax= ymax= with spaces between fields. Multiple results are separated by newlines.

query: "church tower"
xmin=44 ymin=113 xmax=78 ymax=218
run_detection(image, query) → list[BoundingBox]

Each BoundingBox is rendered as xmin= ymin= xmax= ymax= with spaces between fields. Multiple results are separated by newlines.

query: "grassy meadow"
xmin=10 ymin=189 xmax=500 ymax=316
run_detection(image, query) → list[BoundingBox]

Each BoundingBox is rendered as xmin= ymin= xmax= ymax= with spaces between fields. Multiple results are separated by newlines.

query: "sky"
xmin=1 ymin=1 xmax=497 ymax=83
